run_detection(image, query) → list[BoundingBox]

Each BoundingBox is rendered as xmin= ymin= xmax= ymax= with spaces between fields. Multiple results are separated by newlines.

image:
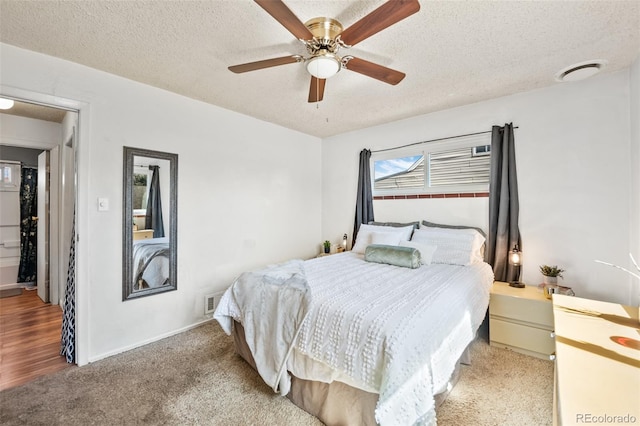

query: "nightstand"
xmin=316 ymin=248 xmax=346 ymax=258
xmin=489 ymin=281 xmax=555 ymax=360
xmin=133 ymin=229 xmax=154 ymax=240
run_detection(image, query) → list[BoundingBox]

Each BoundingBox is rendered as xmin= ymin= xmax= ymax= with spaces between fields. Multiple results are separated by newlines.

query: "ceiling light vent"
xmin=555 ymin=60 xmax=607 ymax=82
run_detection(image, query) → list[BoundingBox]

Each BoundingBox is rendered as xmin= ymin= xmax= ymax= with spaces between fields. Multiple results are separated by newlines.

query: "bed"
xmin=131 ymin=237 xmax=170 ymax=289
xmin=214 ymin=223 xmax=494 ymax=425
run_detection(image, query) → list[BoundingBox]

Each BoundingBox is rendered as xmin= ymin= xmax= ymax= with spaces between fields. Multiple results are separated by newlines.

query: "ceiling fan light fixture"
xmin=0 ymin=98 xmax=15 ymax=110
xmin=306 ymin=54 xmax=341 ymax=79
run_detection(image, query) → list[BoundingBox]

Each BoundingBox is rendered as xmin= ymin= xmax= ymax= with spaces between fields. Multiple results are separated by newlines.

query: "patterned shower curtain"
xmin=60 ymin=208 xmax=76 ymax=363
xmin=17 ymin=166 xmax=37 ymax=283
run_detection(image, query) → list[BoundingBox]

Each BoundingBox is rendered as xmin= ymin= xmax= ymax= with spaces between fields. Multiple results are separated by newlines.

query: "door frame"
xmin=1 ymin=84 xmax=90 ymax=366
xmin=37 ymin=150 xmax=50 ymax=303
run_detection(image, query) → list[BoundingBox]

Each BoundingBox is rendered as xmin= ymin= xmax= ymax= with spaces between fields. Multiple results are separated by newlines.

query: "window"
xmin=372 ymin=133 xmax=491 ymax=195
xmin=133 ymin=172 xmax=148 ymax=210
xmin=132 ymin=166 xmax=151 ymax=215
xmin=374 ymin=154 xmax=424 ymax=191
xmin=0 ymin=162 xmax=20 ymax=191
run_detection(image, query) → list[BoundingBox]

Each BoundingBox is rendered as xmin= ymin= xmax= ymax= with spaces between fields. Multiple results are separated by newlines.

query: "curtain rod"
xmin=371 ymin=126 xmax=519 ymax=153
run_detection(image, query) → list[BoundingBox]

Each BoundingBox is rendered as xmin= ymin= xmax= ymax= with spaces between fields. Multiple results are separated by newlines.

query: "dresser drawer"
xmin=133 ymin=229 xmax=154 ymax=240
xmin=490 ymin=318 xmax=555 ymax=355
xmin=490 ymin=293 xmax=553 ymax=328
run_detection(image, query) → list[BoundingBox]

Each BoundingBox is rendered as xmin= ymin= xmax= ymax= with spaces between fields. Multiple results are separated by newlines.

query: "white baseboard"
xmin=0 ymin=282 xmax=36 ymax=291
xmin=87 ymin=317 xmax=214 ymax=364
xmin=0 ymin=283 xmax=20 ymax=291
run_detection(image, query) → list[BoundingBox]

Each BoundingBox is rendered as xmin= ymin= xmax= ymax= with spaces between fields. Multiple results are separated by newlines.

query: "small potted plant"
xmin=539 ymin=265 xmax=565 ymax=285
xmin=323 ymin=240 xmax=331 ymax=254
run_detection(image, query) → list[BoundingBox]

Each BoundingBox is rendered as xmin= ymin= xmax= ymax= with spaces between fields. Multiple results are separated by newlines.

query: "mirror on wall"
xmin=123 ymin=147 xmax=177 ymax=301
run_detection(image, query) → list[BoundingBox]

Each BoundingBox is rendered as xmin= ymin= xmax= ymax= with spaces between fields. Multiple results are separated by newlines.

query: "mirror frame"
xmin=123 ymin=146 xmax=178 ymax=301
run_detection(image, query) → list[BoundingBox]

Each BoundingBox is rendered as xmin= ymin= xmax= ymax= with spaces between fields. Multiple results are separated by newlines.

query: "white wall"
xmin=0 ymin=114 xmax=61 ymax=150
xmin=323 ymin=70 xmax=635 ymax=305
xmin=1 ymin=43 xmax=322 ymax=362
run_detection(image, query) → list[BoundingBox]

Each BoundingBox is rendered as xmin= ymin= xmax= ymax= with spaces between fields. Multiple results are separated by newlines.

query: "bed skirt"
xmin=232 ymin=321 xmax=463 ymax=425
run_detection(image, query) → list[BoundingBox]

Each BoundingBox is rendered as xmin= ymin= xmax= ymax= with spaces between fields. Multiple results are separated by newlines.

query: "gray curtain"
xmin=353 ymin=149 xmax=374 ymax=243
xmin=486 ymin=123 xmax=520 ymax=281
xmin=145 ymin=166 xmax=165 ymax=238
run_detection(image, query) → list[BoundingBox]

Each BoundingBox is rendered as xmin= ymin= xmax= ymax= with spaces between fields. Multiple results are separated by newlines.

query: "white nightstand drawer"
xmin=490 ymin=293 xmax=553 ymax=328
xmin=490 ymin=318 xmax=555 ymax=355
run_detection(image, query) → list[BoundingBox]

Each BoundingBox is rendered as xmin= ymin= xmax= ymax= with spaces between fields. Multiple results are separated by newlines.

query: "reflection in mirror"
xmin=123 ymin=147 xmax=177 ymax=300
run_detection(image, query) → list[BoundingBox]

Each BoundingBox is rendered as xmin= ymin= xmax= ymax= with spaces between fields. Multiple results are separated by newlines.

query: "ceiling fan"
xmin=228 ymin=0 xmax=420 ymax=103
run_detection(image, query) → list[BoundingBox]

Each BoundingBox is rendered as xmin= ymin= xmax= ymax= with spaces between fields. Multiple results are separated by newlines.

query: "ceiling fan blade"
xmin=344 ymin=57 xmax=406 ymax=85
xmin=254 ymin=0 xmax=314 ymax=40
xmin=228 ymin=55 xmax=301 ymax=73
xmin=308 ymin=77 xmax=326 ymax=103
xmin=339 ymin=0 xmax=420 ymax=46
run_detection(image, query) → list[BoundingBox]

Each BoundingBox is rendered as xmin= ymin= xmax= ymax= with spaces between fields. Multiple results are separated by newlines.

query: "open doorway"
xmin=0 ymin=98 xmax=77 ymax=389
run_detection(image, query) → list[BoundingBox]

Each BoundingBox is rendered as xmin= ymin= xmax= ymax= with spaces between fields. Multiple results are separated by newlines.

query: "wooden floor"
xmin=0 ymin=288 xmax=70 ymax=391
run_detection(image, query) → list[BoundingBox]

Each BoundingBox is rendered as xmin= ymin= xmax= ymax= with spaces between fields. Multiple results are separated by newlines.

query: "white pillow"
xmin=411 ymin=227 xmax=485 ymax=266
xmin=352 ymin=224 xmax=414 ymax=254
xmin=399 ymin=240 xmax=438 ymax=265
xmin=370 ymin=232 xmax=403 ymax=246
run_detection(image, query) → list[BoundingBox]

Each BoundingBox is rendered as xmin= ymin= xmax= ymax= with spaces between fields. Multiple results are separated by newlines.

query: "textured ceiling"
xmin=1 ymin=1 xmax=639 ymax=138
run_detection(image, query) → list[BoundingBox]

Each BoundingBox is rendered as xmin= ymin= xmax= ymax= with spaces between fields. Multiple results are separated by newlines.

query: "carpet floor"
xmin=0 ymin=322 xmax=553 ymax=425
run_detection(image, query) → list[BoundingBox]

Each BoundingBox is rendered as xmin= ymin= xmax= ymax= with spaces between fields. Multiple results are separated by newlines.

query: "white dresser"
xmin=552 ymin=295 xmax=640 ymax=425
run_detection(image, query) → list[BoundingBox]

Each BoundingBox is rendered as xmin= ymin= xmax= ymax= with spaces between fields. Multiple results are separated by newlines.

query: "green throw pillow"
xmin=364 ymin=244 xmax=421 ymax=269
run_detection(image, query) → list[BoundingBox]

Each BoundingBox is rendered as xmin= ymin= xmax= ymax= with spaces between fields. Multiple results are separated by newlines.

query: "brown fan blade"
xmin=254 ymin=0 xmax=313 ymax=40
xmin=228 ymin=55 xmax=301 ymax=73
xmin=344 ymin=57 xmax=405 ymax=85
xmin=308 ymin=76 xmax=326 ymax=103
xmin=340 ymin=0 xmax=420 ymax=47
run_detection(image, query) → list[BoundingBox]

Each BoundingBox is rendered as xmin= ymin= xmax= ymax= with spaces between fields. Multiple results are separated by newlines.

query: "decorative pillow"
xmin=352 ymin=224 xmax=415 ymax=254
xmin=399 ymin=240 xmax=438 ymax=265
xmin=420 ymin=220 xmax=487 ymax=259
xmin=364 ymin=244 xmax=421 ymax=269
xmin=370 ymin=231 xmax=403 ymax=246
xmin=370 ymin=221 xmax=420 ymax=231
xmin=411 ymin=227 xmax=485 ymax=266
xmin=420 ymin=220 xmax=486 ymax=238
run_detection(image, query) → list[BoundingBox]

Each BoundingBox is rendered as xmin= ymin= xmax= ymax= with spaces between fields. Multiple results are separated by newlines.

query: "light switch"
xmin=98 ymin=197 xmax=109 ymax=211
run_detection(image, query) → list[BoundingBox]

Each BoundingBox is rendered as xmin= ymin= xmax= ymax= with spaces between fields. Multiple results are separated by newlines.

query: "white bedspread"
xmin=216 ymin=252 xmax=494 ymax=426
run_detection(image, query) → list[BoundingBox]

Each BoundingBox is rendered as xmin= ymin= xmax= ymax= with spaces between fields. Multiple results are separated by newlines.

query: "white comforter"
xmin=216 ymin=252 xmax=494 ymax=426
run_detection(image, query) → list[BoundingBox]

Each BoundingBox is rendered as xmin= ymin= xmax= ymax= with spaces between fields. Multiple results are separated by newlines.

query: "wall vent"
xmin=471 ymin=145 xmax=491 ymax=157
xmin=204 ymin=292 xmax=224 ymax=315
